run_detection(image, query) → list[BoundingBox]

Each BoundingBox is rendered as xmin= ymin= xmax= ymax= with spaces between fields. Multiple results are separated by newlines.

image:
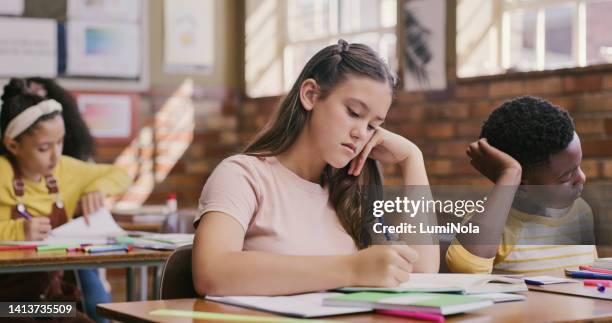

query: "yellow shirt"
xmin=446 ymin=198 xmax=597 ymax=274
xmin=0 ymin=155 xmax=131 ymax=240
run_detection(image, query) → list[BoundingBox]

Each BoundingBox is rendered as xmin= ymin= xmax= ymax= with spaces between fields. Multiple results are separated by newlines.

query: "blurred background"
xmin=0 ymin=0 xmax=611 ymax=224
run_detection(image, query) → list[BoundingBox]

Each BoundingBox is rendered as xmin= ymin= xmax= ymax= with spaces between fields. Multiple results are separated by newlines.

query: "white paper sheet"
xmin=0 ymin=0 xmax=24 ymax=15
xmin=67 ymin=20 xmax=140 ymax=77
xmin=0 ymin=209 xmax=123 ymax=245
xmin=49 ymin=208 xmax=125 ymax=239
xmin=163 ymin=0 xmax=214 ymax=74
xmin=68 ymin=0 xmax=140 ymax=22
xmin=0 ymin=17 xmax=57 ymax=77
xmin=206 ymin=293 xmax=371 ymax=318
xmin=340 ymin=273 xmax=528 ymax=294
xmin=403 ymin=0 xmax=447 ymax=91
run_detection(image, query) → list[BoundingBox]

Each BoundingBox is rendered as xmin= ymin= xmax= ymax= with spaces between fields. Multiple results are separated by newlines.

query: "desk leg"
xmin=152 ymin=265 xmax=160 ymax=299
xmin=126 ymin=267 xmax=134 ymax=301
xmin=139 ymin=266 xmax=148 ymax=300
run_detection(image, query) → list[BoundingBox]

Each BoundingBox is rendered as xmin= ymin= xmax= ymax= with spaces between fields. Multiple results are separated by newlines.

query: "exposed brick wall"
xmin=90 ymin=73 xmax=612 ymax=208
xmin=241 ymin=69 xmax=612 ymax=186
xmin=94 ymin=85 xmax=241 ymax=208
xmin=239 ymin=70 xmax=612 ymax=253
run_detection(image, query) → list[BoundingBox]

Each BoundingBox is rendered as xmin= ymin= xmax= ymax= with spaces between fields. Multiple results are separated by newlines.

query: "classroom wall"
xmin=240 ymin=2 xmax=612 ymax=186
xmin=95 ymin=0 xmax=612 ymax=211
xmin=241 ymin=69 xmax=612 ymax=184
xmin=238 ymin=3 xmax=612 ymax=250
xmin=94 ymin=0 xmax=243 ymax=207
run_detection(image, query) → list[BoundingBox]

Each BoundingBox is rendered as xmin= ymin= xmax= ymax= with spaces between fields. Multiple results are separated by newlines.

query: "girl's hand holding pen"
xmin=349 ymin=245 xmax=418 ymax=287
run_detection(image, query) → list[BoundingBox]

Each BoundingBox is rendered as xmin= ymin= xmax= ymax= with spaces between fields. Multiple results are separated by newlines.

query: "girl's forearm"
xmin=195 ymin=251 xmax=355 ymax=296
xmin=400 ymin=145 xmax=429 ymax=186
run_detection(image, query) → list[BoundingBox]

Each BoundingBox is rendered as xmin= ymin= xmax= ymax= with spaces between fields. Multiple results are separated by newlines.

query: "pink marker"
xmin=376 ymin=309 xmax=445 ymax=322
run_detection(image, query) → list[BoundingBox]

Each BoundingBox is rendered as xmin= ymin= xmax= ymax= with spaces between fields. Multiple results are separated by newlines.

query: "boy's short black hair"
xmin=480 ymin=96 xmax=575 ymax=169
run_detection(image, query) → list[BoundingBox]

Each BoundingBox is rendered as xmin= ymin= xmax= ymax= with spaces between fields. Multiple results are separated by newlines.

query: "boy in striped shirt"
xmin=446 ymin=96 xmax=596 ymax=274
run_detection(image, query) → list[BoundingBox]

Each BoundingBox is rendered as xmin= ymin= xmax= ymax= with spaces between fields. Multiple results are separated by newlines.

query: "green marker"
xmin=37 ymin=244 xmax=80 ymax=252
xmin=150 ymin=309 xmax=336 ymax=322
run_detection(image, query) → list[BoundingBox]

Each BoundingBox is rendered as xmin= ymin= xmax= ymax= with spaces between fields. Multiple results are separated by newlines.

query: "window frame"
xmin=280 ymin=0 xmax=398 ymax=92
xmin=457 ymin=0 xmax=612 ymax=80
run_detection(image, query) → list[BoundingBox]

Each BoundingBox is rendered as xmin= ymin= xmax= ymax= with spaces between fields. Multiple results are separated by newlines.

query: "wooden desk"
xmin=117 ymin=221 xmax=164 ymax=233
xmin=98 ymin=291 xmax=612 ymax=323
xmin=0 ymin=249 xmax=171 ymax=301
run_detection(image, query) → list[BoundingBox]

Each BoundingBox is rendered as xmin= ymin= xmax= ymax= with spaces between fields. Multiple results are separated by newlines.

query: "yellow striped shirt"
xmin=446 ymin=198 xmax=597 ymax=274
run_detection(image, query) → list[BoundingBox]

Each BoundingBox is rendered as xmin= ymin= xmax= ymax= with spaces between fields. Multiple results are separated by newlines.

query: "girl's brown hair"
xmin=244 ymin=39 xmax=397 ymax=249
xmin=0 ymin=78 xmax=60 ymax=157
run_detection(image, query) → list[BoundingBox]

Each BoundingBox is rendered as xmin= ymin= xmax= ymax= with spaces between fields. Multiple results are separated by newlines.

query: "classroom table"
xmin=98 ymin=290 xmax=612 ymax=323
xmin=0 ymin=248 xmax=171 ymax=301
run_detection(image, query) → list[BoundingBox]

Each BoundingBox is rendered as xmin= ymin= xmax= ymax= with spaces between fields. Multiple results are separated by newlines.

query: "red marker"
xmin=0 ymin=245 xmax=37 ymax=251
xmin=583 ymin=279 xmax=611 ymax=287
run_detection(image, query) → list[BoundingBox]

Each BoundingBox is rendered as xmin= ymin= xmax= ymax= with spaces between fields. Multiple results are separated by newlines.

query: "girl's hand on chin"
xmin=348 ymin=127 xmax=420 ymax=176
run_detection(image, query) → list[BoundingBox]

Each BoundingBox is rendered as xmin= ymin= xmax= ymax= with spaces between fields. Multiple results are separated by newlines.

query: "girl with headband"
xmin=0 ymin=79 xmax=131 ymax=322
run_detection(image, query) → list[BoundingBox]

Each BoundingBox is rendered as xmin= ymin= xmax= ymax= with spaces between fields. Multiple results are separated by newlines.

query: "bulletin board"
xmin=0 ymin=0 xmax=149 ymax=92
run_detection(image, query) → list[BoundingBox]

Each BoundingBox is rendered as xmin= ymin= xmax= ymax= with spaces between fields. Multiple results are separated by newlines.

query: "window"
xmin=245 ymin=0 xmax=397 ymax=97
xmin=457 ymin=0 xmax=612 ymax=78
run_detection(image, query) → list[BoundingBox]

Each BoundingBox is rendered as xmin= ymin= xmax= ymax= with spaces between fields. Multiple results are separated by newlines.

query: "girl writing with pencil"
xmin=193 ymin=40 xmax=439 ymax=296
xmin=0 ymin=79 xmax=131 ymax=320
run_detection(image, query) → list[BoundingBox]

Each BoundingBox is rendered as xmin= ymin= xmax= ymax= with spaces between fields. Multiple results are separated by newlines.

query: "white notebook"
xmin=206 ymin=292 xmax=371 ymax=318
xmin=339 ymin=273 xmax=527 ymax=294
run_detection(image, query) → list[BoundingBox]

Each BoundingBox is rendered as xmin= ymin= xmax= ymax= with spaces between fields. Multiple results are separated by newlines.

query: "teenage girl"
xmin=193 ymin=40 xmax=439 ymax=296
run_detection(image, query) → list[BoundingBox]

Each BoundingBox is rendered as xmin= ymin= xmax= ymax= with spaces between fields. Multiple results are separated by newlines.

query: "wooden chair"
xmin=159 ymin=244 xmax=198 ymax=299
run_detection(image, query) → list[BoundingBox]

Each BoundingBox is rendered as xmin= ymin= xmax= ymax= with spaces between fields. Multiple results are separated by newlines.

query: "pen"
xmin=84 ymin=245 xmax=129 ymax=254
xmin=568 ymin=271 xmax=612 ymax=280
xmin=16 ymin=205 xmax=32 ymax=220
xmin=376 ymin=309 xmax=445 ymax=322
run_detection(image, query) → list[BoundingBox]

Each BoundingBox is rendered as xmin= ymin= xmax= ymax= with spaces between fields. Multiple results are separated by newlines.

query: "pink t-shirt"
xmin=196 ymin=155 xmax=357 ymax=255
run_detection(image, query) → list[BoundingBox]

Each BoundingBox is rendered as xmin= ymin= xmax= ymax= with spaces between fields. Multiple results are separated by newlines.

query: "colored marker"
xmin=579 ymin=265 xmax=612 ymax=275
xmin=568 ymin=271 xmax=612 ymax=280
xmin=376 ymin=309 xmax=445 ymax=322
xmin=84 ymin=245 xmax=129 ymax=254
xmin=583 ymin=279 xmax=611 ymax=287
xmin=0 ymin=245 xmax=37 ymax=251
xmin=37 ymin=244 xmax=80 ymax=252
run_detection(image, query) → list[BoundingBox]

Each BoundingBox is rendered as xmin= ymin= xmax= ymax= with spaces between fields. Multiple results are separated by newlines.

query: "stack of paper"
xmin=206 ymin=293 xmax=371 ymax=318
xmin=323 ymin=292 xmax=493 ymax=316
xmin=339 ymin=273 xmax=527 ymax=294
xmin=594 ymin=258 xmax=612 ymax=270
xmin=116 ymin=233 xmax=194 ymax=250
xmin=43 ymin=208 xmax=124 ymax=245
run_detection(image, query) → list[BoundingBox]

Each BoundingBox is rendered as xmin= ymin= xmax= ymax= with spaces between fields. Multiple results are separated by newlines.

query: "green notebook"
xmin=323 ymin=292 xmax=493 ymax=316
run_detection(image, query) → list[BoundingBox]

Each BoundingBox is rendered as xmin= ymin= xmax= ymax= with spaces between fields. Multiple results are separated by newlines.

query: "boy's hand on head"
xmin=348 ymin=245 xmax=418 ymax=287
xmin=349 ymin=127 xmax=420 ymax=176
xmin=23 ymin=217 xmax=51 ymax=241
xmin=78 ymin=191 xmax=105 ymax=225
xmin=467 ymin=139 xmax=522 ymax=183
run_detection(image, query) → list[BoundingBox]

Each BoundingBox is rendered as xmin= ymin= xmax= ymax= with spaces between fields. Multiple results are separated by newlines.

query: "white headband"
xmin=3 ymin=99 xmax=63 ymax=140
